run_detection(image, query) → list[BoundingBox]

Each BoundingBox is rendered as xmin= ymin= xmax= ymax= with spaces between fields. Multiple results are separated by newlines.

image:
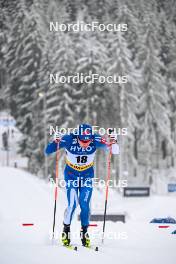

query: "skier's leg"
xmin=63 ymin=185 xmax=79 ymax=225
xmin=62 ymin=168 xmax=79 ymax=245
xmin=79 ymin=177 xmax=93 ymax=227
xmin=79 ymin=176 xmax=93 ymax=246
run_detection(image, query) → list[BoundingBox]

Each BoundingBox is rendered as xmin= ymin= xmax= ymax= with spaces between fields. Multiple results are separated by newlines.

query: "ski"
xmin=50 ymin=238 xmax=78 ymax=251
xmin=63 ymin=244 xmax=78 ymax=251
xmin=63 ymin=243 xmax=99 ymax=251
xmin=62 ymin=244 xmax=99 ymax=251
xmin=82 ymin=245 xmax=99 ymax=251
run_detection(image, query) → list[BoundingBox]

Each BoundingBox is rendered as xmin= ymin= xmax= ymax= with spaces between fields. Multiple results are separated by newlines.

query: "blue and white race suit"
xmin=45 ymin=133 xmax=119 ymax=227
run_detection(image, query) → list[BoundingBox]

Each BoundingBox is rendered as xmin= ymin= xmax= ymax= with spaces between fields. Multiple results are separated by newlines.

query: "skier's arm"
xmin=109 ymin=132 xmax=120 ymax=154
xmin=45 ymin=135 xmax=68 ymax=155
xmin=111 ymin=142 xmax=120 ymax=154
xmin=94 ymin=134 xmax=108 ymax=151
xmin=45 ymin=140 xmax=58 ymax=154
xmin=94 ymin=134 xmax=119 ymax=154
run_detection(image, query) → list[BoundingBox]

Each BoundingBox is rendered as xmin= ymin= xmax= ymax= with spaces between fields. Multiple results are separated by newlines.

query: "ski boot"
xmin=80 ymin=226 xmax=90 ymax=247
xmin=62 ymin=224 xmax=71 ymax=246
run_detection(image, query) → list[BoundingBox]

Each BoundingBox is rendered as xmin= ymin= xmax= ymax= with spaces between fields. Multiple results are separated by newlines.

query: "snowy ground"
xmin=0 ymin=112 xmax=175 ymax=263
xmin=0 ymin=166 xmax=176 ymax=264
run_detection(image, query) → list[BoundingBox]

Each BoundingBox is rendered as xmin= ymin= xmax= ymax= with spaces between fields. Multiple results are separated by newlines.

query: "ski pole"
xmin=52 ymin=145 xmax=60 ymax=240
xmin=102 ymin=144 xmax=112 ymax=244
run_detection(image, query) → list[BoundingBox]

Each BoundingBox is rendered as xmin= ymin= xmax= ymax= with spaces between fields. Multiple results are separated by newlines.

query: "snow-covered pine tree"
xmin=137 ymin=2 xmax=171 ymax=180
xmin=32 ymin=0 xmax=75 ymax=177
xmin=73 ymin=27 xmax=108 ymax=126
xmin=0 ymin=1 xmax=9 ymax=109
xmin=156 ymin=5 xmax=176 ymax=167
xmin=106 ymin=28 xmax=140 ymax=178
xmin=4 ymin=0 xmax=25 ymax=116
xmin=167 ymin=31 xmax=176 ymax=167
xmin=5 ymin=1 xmax=42 ymax=172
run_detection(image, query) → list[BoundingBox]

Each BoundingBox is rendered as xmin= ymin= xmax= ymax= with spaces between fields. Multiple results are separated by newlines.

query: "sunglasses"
xmin=78 ymin=138 xmax=91 ymax=143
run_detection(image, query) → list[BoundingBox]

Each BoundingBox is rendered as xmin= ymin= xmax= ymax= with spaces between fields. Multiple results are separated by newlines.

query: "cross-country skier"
xmin=45 ymin=124 xmax=119 ymax=247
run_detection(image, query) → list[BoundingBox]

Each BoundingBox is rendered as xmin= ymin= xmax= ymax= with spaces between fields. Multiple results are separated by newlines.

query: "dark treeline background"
xmin=0 ymin=0 xmax=176 ymax=184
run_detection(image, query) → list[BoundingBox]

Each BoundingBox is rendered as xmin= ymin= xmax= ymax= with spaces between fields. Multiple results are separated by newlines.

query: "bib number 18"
xmin=76 ymin=156 xmax=87 ymax=163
